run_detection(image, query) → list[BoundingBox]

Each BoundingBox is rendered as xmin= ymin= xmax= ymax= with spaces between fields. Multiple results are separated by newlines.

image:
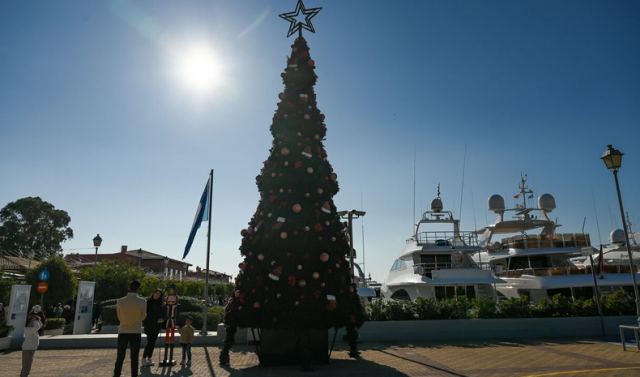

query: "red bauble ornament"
xmin=241 ymin=229 xmax=248 ymax=237
xmin=253 ymin=302 xmax=261 ymax=309
xmin=298 ymin=280 xmax=307 ymax=288
xmin=314 ymin=223 xmax=323 ymax=232
xmin=308 ymin=59 xmax=315 ymax=67
xmin=288 ymin=275 xmax=296 ymax=286
xmin=281 ymin=147 xmax=290 ymax=156
xmin=294 ymin=160 xmax=303 ymax=168
xmin=320 ymin=252 xmax=330 ymax=262
xmin=292 ymin=203 xmax=302 ymax=213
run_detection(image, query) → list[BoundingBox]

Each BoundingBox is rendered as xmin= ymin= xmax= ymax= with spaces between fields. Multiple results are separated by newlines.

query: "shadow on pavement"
xmin=222 ymin=357 xmax=410 ymax=376
xmin=356 ymin=337 xmax=612 ymax=350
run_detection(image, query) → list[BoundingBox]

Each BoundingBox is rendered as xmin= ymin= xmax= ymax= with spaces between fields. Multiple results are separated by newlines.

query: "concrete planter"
xmin=0 ymin=336 xmax=11 ymax=351
xmin=100 ymin=325 xmax=118 ymax=334
xmin=354 ymin=316 xmax=637 ymax=343
xmin=44 ymin=329 xmax=63 ymax=336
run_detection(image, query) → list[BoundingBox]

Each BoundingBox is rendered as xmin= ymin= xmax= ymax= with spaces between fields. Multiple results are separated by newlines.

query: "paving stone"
xmin=1 ymin=339 xmax=640 ymax=377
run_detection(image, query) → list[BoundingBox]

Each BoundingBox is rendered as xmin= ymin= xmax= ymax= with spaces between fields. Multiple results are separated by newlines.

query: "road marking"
xmin=522 ymin=366 xmax=640 ymax=377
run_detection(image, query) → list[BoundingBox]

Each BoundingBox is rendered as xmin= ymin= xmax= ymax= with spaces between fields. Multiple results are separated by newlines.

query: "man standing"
xmin=113 ymin=280 xmax=146 ymax=377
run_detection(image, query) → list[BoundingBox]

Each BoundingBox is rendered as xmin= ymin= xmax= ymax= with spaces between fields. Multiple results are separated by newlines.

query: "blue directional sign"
xmin=38 ymin=268 xmax=50 ymax=281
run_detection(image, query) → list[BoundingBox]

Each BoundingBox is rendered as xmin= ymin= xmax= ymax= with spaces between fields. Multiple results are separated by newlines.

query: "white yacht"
xmin=382 ymin=187 xmax=498 ymax=301
xmin=472 ymin=176 xmax=594 ymax=302
xmin=575 ymin=229 xmax=640 ymax=293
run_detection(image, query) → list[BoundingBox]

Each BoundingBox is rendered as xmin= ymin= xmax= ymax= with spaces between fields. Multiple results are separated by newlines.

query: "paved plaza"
xmin=2 ymin=339 xmax=640 ymax=377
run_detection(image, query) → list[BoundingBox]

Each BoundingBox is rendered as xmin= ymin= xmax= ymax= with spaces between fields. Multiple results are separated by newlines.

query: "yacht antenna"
xmin=514 ymin=173 xmax=533 ymax=209
xmin=591 ymin=189 xmax=603 ymax=246
xmin=361 ymin=192 xmax=366 ymax=277
xmin=458 ymin=144 xmax=467 ymax=220
xmin=412 ymin=145 xmax=416 ymax=229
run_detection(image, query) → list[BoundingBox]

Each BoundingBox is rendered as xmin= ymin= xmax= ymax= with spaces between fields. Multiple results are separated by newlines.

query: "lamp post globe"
xmin=601 ymin=144 xmax=640 ymax=325
xmin=601 ymin=144 xmax=623 ymax=171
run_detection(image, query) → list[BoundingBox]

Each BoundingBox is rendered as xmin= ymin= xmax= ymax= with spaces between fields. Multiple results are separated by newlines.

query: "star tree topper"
xmin=279 ymin=0 xmax=322 ymax=38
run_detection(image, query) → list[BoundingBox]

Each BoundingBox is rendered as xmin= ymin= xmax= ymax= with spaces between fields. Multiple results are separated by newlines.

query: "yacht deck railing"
xmin=489 ymin=233 xmax=590 ymax=251
xmin=416 ymin=231 xmax=478 ymax=247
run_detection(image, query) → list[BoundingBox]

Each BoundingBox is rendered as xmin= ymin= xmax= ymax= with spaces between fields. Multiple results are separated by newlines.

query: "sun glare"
xmin=173 ymin=42 xmax=224 ymax=96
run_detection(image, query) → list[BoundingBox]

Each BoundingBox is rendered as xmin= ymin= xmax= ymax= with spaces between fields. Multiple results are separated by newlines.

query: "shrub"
xmin=414 ymin=297 xmax=440 ymax=319
xmin=438 ymin=298 xmax=472 ymax=319
xmin=101 ymin=305 xmax=118 ymax=325
xmin=498 ymin=297 xmax=531 ymax=318
xmin=0 ymin=325 xmax=12 ymax=337
xmin=177 ymin=310 xmax=222 ymax=330
xmin=601 ymin=289 xmax=635 ymax=316
xmin=468 ymin=298 xmax=498 ymax=319
xmin=382 ymin=300 xmax=416 ymax=320
xmin=367 ymin=299 xmax=386 ymax=321
xmin=25 ymin=255 xmax=77 ymax=308
xmin=44 ymin=318 xmax=66 ymax=330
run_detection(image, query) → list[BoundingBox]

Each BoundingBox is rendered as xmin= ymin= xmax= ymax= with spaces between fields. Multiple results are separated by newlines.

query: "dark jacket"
xmin=143 ymin=298 xmax=163 ymax=333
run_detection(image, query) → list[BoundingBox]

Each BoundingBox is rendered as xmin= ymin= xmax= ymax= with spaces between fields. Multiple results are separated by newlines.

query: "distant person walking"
xmin=113 ymin=280 xmax=146 ymax=377
xmin=21 ymin=305 xmax=44 ymax=377
xmin=179 ymin=317 xmax=195 ymax=366
xmin=141 ymin=289 xmax=164 ymax=366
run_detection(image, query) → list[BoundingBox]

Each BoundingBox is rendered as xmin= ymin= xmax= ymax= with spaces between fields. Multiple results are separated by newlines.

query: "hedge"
xmin=100 ymin=296 xmax=212 ymax=326
xmin=44 ymin=318 xmax=66 ymax=330
xmin=367 ymin=289 xmax=637 ymax=321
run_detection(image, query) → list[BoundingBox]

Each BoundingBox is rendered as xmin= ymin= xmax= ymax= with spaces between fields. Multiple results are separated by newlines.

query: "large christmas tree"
xmin=224 ymin=35 xmax=363 ymax=333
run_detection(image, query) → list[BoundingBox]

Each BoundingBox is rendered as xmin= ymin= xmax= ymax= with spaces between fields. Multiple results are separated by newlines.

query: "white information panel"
xmin=72 ymin=281 xmax=95 ymax=334
xmin=8 ymin=284 xmax=31 ymax=344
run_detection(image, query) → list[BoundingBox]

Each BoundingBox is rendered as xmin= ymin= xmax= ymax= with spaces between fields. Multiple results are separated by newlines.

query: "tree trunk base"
xmin=257 ymin=327 xmax=329 ymax=366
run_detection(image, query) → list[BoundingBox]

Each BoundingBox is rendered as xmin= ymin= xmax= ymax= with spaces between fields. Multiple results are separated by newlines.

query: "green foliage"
xmin=25 ymin=255 xmax=76 ymax=308
xmin=438 ymin=298 xmax=473 ymax=319
xmin=0 ymin=273 xmax=18 ymax=305
xmin=601 ymin=289 xmax=635 ymax=316
xmin=80 ymin=261 xmax=144 ymax=303
xmin=177 ymin=307 xmax=224 ymax=330
xmin=468 ymin=298 xmax=499 ymax=319
xmin=100 ymin=296 xmax=210 ymax=326
xmin=368 ymin=290 xmax=637 ymax=321
xmin=0 ymin=197 xmax=73 ymax=260
xmin=101 ymin=305 xmax=117 ymax=325
xmin=44 ymin=318 xmax=65 ymax=330
xmin=414 ymin=297 xmax=440 ymax=319
xmin=382 ymin=300 xmax=416 ymax=321
xmin=0 ymin=324 xmax=12 ymax=337
xmin=498 ymin=297 xmax=531 ymax=318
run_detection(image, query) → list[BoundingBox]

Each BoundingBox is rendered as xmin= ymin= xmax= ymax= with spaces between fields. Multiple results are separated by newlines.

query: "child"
xmin=179 ymin=317 xmax=194 ymax=366
xmin=21 ymin=305 xmax=44 ymax=377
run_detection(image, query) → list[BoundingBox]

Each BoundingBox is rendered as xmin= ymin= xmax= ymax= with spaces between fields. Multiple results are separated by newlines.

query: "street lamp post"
xmin=337 ymin=210 xmax=366 ymax=279
xmin=601 ymin=144 xmax=640 ymax=325
xmin=92 ymin=234 xmax=102 ymax=281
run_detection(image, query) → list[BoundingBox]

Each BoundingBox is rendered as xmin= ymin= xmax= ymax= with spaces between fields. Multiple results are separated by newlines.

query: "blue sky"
xmin=1 ymin=0 xmax=638 ymax=283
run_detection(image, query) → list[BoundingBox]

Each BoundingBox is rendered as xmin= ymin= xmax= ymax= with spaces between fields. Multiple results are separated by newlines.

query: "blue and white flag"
xmin=183 ymin=177 xmax=210 ymax=259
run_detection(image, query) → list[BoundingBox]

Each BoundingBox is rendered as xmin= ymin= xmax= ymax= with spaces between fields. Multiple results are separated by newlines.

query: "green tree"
xmin=0 ymin=197 xmax=73 ymax=260
xmin=80 ymin=261 xmax=144 ymax=303
xmin=25 ymin=255 xmax=77 ymax=307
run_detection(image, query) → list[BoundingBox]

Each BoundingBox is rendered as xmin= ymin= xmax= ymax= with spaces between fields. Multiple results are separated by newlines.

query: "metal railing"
xmin=495 ymin=266 xmax=588 ymax=278
xmin=416 ymin=231 xmax=478 ymax=247
xmin=491 ymin=233 xmax=591 ymax=251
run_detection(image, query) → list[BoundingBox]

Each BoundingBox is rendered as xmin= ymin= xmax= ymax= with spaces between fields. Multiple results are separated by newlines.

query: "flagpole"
xmin=201 ymin=169 xmax=214 ymax=335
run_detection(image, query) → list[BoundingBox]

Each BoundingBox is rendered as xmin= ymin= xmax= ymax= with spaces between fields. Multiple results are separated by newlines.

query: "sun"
xmin=173 ymin=42 xmax=224 ymax=96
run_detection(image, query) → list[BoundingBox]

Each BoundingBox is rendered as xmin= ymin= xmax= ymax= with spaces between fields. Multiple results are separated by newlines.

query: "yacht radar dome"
xmin=538 ymin=194 xmax=556 ymax=212
xmin=431 ymin=198 xmax=443 ymax=212
xmin=610 ymin=229 xmax=625 ymax=244
xmin=488 ymin=194 xmax=505 ymax=214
